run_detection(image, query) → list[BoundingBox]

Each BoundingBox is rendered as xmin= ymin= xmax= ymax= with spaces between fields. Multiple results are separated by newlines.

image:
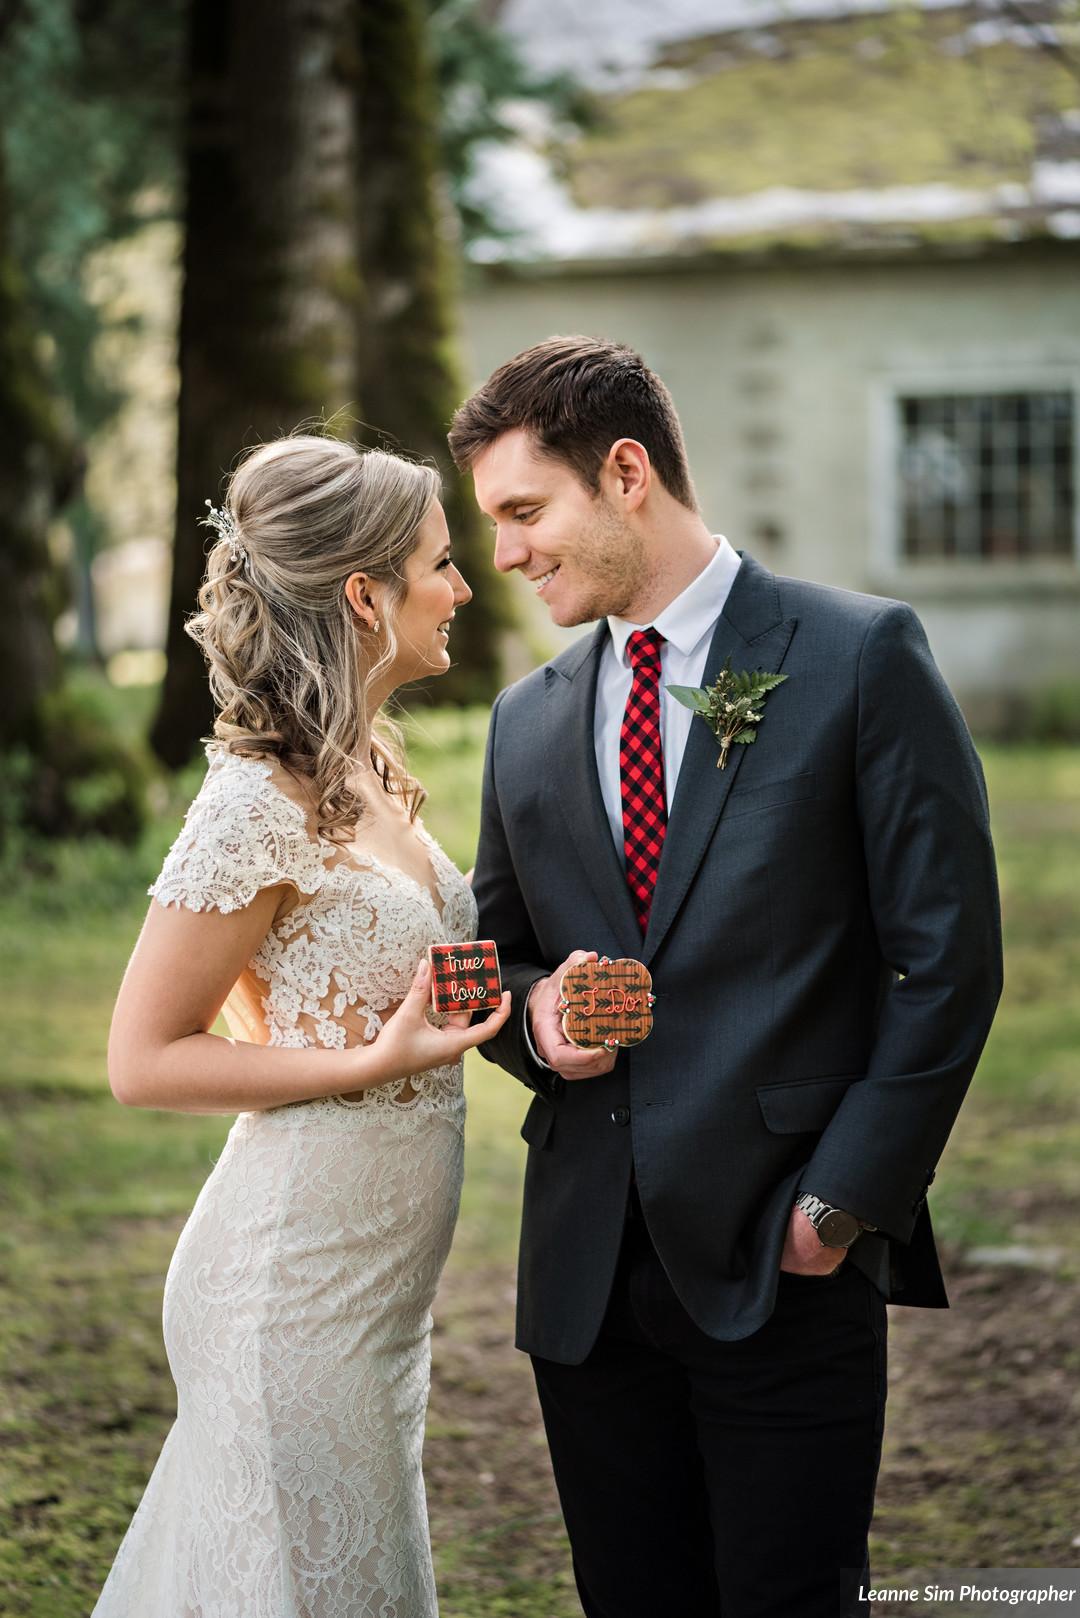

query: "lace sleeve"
xmin=149 ymin=750 xmax=331 ymax=915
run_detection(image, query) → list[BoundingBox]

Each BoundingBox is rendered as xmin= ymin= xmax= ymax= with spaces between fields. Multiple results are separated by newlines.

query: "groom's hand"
xmin=779 ymin=1205 xmax=848 ymax=1276
xmin=527 ymin=951 xmax=618 ymax=1081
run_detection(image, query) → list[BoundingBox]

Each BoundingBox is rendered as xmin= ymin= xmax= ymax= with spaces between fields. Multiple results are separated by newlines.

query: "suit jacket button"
xmin=611 ymin=1106 xmax=630 ymax=1127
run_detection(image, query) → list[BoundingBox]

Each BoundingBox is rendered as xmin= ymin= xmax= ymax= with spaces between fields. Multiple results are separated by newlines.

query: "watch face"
xmin=817 ymin=1209 xmax=861 ymax=1247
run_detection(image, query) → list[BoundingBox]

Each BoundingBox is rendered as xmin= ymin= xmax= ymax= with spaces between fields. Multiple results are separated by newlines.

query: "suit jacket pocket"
xmin=756 ymin=1073 xmax=859 ymax=1134
xmin=521 ymin=1095 xmax=556 ymax=1150
xmin=724 ymin=769 xmax=818 ymax=820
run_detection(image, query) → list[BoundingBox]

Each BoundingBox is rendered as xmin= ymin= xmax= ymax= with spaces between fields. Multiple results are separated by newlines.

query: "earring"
xmin=372 ymin=618 xmax=381 ymax=634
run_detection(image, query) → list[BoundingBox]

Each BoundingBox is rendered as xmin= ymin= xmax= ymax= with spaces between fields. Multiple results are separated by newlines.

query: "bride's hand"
xmin=361 ymin=959 xmax=511 ymax=1090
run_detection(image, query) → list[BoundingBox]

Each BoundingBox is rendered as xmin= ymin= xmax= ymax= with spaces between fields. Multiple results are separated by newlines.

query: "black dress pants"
xmin=531 ymin=1191 xmax=888 ymax=1618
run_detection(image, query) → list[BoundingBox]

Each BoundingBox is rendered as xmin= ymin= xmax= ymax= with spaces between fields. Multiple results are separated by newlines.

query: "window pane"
xmin=897 ymin=391 xmax=1074 ymax=561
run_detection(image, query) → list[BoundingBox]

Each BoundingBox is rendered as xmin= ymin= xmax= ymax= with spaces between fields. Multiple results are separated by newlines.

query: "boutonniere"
xmin=668 ymin=658 xmax=789 ymax=769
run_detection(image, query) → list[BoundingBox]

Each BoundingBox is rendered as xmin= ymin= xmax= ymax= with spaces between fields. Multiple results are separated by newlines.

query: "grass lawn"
xmin=1 ymin=712 xmax=1077 ymax=1615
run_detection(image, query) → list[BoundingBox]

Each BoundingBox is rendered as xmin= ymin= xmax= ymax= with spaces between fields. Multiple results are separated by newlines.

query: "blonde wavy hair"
xmin=186 ymin=434 xmax=441 ymax=843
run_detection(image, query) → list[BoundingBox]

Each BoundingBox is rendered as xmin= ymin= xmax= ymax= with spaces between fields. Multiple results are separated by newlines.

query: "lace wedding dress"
xmin=92 ymin=744 xmax=478 ymax=1618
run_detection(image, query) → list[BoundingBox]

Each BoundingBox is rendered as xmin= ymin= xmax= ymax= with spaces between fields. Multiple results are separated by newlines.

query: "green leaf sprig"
xmin=668 ymin=658 xmax=789 ymax=769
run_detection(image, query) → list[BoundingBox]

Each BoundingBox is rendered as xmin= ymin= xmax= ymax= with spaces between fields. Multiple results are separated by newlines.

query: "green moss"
xmin=558 ymin=9 xmax=1077 ymax=210
xmin=315 ymin=258 xmax=366 ymax=309
xmin=0 ymin=253 xmax=61 ymax=466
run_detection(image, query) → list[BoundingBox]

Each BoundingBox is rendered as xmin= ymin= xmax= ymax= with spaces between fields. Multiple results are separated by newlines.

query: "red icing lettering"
xmin=578 ymin=985 xmax=645 ymax=1018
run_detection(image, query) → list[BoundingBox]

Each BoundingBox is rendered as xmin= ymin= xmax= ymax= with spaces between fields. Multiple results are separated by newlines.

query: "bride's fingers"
xmin=458 ymin=991 xmax=512 ymax=1048
xmin=404 ymin=958 xmax=431 ymax=1005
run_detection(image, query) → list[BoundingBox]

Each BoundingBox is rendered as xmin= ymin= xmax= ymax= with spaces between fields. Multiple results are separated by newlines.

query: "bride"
xmin=92 ymin=435 xmax=511 ymax=1618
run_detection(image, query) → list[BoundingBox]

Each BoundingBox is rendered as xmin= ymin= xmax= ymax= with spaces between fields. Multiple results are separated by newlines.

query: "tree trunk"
xmin=151 ymin=0 xmax=362 ymax=767
xmin=355 ymin=0 xmax=512 ymax=706
xmin=69 ymin=495 xmax=106 ymax=666
xmin=0 ymin=132 xmax=67 ymax=752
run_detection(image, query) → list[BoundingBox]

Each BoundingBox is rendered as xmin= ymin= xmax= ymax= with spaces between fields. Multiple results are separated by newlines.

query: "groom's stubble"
xmin=564 ymin=493 xmax=662 ymax=627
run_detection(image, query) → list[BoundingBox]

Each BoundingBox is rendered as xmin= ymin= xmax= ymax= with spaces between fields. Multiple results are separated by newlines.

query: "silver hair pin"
xmin=201 ymin=499 xmax=247 ymax=564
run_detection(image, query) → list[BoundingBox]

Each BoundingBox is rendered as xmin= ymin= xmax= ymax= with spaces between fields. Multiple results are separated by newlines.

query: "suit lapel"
xmin=545 ymin=623 xmax=642 ymax=956
xmin=642 ymin=553 xmax=798 ymax=966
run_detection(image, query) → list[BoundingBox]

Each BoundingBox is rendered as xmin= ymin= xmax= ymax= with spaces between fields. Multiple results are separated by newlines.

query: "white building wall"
xmin=460 ymin=253 xmax=1080 ymax=715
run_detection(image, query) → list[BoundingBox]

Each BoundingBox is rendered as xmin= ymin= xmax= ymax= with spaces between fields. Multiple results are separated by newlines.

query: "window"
xmin=898 ymin=391 xmax=1074 ymax=561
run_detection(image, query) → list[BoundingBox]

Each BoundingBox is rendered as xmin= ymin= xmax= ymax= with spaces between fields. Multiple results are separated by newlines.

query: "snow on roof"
xmin=500 ymin=0 xmax=965 ymax=81
xmin=474 ymin=0 xmax=1080 ymax=264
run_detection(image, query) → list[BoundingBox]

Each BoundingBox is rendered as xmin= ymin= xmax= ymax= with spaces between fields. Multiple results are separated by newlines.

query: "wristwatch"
xmin=794 ymin=1191 xmax=876 ymax=1249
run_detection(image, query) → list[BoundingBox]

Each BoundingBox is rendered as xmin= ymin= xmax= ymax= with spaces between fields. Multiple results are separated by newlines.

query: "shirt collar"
xmin=607 ymin=534 xmax=742 ymax=667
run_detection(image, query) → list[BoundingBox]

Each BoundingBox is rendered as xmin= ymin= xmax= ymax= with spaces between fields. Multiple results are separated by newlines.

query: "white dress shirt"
xmin=524 ymin=534 xmax=743 ymax=1066
xmin=595 ymin=534 xmax=742 ymax=863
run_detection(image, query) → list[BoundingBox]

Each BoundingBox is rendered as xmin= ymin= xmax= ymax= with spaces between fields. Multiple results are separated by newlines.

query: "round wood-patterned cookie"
xmin=558 ymin=957 xmax=655 ymax=1051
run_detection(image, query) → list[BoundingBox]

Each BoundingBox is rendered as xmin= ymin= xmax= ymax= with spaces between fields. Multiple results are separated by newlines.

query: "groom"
xmin=449 ymin=336 xmax=1002 ymax=1618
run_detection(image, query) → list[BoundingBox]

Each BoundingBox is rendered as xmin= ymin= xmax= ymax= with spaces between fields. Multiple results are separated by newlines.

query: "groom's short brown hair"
xmin=448 ymin=335 xmax=698 ymax=511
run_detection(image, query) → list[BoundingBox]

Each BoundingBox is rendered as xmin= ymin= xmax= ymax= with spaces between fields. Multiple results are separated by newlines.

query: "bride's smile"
xmin=361 ymin=499 xmax=472 ymax=689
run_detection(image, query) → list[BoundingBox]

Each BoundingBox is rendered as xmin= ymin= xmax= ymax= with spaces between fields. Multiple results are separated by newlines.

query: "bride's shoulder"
xmin=201 ymin=744 xmax=334 ymax=855
xmin=203 ymin=742 xmax=315 ymax=817
xmin=150 ymin=744 xmax=331 ymax=913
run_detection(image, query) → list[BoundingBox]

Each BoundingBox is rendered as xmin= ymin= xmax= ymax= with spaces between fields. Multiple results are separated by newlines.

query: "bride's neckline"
xmin=211 ymin=745 xmax=456 ymax=920
xmin=336 ymin=821 xmax=449 ymax=921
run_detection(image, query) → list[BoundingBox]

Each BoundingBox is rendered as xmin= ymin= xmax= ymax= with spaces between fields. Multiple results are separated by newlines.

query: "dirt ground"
xmin=426 ymin=1251 xmax=1080 ymax=1617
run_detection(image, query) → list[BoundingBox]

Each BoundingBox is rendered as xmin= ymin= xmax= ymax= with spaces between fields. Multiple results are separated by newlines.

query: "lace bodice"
xmin=149 ymin=743 xmax=478 ymax=1120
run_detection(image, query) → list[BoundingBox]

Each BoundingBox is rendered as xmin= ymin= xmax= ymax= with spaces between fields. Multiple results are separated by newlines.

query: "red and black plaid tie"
xmin=620 ymin=628 xmax=667 ymax=934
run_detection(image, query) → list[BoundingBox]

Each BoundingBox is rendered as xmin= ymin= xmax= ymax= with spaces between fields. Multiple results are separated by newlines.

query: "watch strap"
xmin=795 ymin=1191 xmax=877 ymax=1245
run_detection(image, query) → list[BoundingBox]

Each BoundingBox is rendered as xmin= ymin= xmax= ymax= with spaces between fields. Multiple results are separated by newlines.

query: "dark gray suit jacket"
xmin=473 ymin=551 xmax=1003 ymax=1364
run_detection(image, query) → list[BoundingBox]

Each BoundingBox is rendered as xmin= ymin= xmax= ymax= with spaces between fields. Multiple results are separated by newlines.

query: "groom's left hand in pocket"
xmin=779 ymin=1205 xmax=847 ymax=1276
xmin=527 ymin=951 xmax=618 ymax=1081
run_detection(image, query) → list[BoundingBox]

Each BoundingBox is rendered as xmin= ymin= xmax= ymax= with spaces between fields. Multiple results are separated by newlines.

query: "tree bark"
xmin=151 ymin=0 xmax=362 ymax=767
xmin=0 ymin=130 xmax=67 ymax=751
xmin=355 ymin=0 xmax=512 ymax=706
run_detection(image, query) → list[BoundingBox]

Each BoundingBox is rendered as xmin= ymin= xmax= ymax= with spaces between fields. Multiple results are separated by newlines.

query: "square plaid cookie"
xmin=428 ymin=940 xmax=502 ymax=1016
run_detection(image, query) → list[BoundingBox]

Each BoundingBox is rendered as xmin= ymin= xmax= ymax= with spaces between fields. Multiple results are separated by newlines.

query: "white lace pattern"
xmin=92 ymin=746 xmax=479 ymax=1617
